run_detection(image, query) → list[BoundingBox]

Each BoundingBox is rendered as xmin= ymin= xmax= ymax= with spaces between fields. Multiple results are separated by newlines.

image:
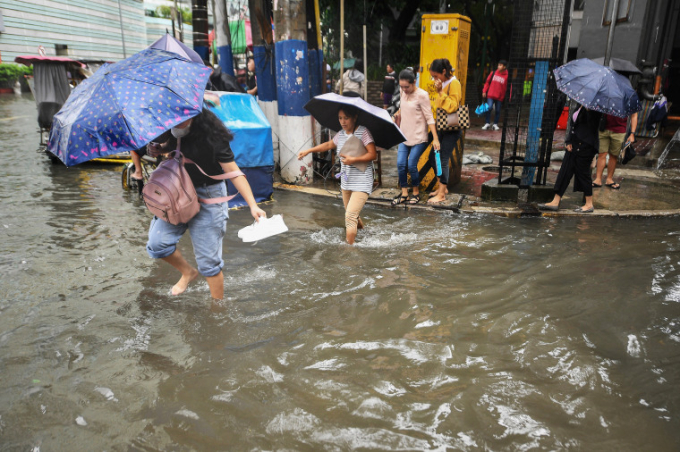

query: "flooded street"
xmin=2 ymin=94 xmax=680 ymax=450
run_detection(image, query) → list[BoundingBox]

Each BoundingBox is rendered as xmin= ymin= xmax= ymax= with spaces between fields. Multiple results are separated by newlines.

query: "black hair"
xmin=166 ymin=108 xmax=233 ymax=152
xmin=498 ymin=59 xmax=508 ymax=67
xmin=338 ymin=104 xmax=360 ymax=119
xmin=398 ymin=69 xmax=416 ymax=84
xmin=430 ymin=58 xmax=454 ymax=77
xmin=353 ymin=59 xmax=363 ymax=71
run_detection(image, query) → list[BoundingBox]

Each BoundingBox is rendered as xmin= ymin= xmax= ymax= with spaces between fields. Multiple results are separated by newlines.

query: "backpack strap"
xmin=172 ymin=138 xmax=246 ymax=204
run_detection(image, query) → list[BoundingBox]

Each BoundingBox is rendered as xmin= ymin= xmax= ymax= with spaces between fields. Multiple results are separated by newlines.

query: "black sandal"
xmin=408 ymin=194 xmax=420 ymax=205
xmin=391 ymin=194 xmax=408 ymax=206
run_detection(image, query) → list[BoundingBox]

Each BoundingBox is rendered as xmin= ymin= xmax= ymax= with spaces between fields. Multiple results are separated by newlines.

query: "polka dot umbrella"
xmin=553 ymin=58 xmax=641 ymax=119
xmin=48 ymin=48 xmax=212 ymax=166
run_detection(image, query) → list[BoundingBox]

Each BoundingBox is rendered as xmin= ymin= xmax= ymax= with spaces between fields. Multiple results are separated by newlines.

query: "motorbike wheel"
xmin=121 ymin=163 xmax=132 ymax=190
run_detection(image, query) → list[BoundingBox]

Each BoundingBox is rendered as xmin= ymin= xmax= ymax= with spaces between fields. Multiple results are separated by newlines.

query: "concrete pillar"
xmin=215 ymin=0 xmax=234 ymax=75
xmin=274 ymin=0 xmax=313 ymax=184
xmin=249 ymin=0 xmax=280 ymax=167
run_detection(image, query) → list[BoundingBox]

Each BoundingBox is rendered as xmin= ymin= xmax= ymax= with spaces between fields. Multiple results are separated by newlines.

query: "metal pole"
xmin=363 ymin=24 xmax=367 ymax=99
xmin=604 ymin=0 xmax=620 ymax=67
xmin=117 ymin=0 xmax=127 ymax=58
xmin=339 ymin=0 xmax=344 ymax=95
xmin=379 ymin=22 xmax=383 ymax=67
xmin=210 ymin=0 xmax=216 ymax=64
xmin=314 ymin=0 xmax=322 ymax=51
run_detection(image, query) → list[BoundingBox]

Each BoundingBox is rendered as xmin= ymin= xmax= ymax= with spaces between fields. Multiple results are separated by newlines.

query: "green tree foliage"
xmin=156 ymin=4 xmax=192 ymax=24
xmin=0 ymin=63 xmax=30 ymax=88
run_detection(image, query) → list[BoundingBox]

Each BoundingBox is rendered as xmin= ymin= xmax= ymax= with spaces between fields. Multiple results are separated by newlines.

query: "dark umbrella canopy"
xmin=48 ymin=48 xmax=211 ymax=166
xmin=554 ymin=58 xmax=641 ymax=118
xmin=590 ymin=57 xmax=642 ymax=75
xmin=304 ymin=93 xmax=406 ymax=149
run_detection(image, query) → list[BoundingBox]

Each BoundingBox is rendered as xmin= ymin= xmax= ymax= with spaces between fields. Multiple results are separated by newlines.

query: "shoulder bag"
xmin=436 ymin=82 xmax=470 ymax=132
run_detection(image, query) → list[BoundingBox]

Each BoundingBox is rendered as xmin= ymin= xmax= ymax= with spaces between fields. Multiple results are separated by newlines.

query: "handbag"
xmin=436 ymin=81 xmax=470 ymax=131
xmin=338 ymin=134 xmax=370 ymax=172
xmin=436 ymin=104 xmax=470 ymax=131
xmin=619 ymin=140 xmax=636 ymax=165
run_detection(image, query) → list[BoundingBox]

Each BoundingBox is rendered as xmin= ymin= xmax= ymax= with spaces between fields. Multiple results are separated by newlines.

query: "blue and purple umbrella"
xmin=48 ymin=48 xmax=211 ymax=166
xmin=149 ymin=33 xmax=204 ymax=64
xmin=554 ymin=58 xmax=641 ymax=119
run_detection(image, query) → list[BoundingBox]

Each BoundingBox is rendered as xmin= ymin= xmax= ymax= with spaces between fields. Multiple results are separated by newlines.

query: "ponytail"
xmin=430 ymin=58 xmax=454 ymax=78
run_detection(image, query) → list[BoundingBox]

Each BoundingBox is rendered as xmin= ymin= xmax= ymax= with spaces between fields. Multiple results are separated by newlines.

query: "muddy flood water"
xmin=2 ymin=94 xmax=680 ymax=451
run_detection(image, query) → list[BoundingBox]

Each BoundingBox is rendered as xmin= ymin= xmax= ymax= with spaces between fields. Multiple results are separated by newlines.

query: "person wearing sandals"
xmin=428 ymin=58 xmax=462 ymax=204
xmin=391 ymin=69 xmax=440 ymax=206
xmin=592 ymin=112 xmax=638 ymax=190
xmin=297 ymin=105 xmax=377 ymax=245
xmin=538 ymin=104 xmax=602 ymax=213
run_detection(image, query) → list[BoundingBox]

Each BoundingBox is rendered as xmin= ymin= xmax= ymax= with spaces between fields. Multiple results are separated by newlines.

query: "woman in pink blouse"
xmin=391 ymin=69 xmax=440 ymax=205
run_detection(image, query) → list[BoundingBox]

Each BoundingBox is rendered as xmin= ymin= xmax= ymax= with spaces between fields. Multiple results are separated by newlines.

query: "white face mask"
xmin=171 ymin=125 xmax=191 ymax=138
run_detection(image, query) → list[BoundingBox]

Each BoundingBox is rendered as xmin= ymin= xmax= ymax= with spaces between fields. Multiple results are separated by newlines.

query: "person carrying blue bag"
xmin=481 ymin=60 xmax=509 ymax=131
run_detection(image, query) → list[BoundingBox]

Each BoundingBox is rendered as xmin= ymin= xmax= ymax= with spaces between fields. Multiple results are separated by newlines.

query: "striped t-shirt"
xmin=333 ymin=126 xmax=375 ymax=194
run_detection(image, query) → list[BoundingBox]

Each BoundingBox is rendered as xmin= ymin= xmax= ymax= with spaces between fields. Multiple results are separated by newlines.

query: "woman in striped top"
xmin=298 ymin=105 xmax=377 ymax=244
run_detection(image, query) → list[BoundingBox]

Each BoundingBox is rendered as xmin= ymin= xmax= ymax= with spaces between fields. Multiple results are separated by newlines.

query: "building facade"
xmin=0 ymin=0 xmax=193 ymax=63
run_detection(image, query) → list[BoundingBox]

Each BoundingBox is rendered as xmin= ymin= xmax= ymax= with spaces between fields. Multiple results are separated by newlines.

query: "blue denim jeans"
xmin=485 ymin=98 xmax=502 ymax=124
xmin=397 ymin=141 xmax=429 ymax=188
xmin=146 ymin=183 xmax=229 ymax=277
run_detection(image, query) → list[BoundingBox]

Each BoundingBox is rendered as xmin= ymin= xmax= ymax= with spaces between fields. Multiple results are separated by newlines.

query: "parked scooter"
xmin=386 ymin=87 xmax=400 ymax=118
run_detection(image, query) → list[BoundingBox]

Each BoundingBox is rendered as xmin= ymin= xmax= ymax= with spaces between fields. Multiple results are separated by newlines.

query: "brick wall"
xmin=367 ymin=80 xmax=383 ymax=107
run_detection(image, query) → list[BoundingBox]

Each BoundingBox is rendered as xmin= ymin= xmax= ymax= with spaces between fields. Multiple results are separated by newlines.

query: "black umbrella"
xmin=304 ymin=93 xmax=406 ymax=149
xmin=591 ymin=57 xmax=642 ymax=75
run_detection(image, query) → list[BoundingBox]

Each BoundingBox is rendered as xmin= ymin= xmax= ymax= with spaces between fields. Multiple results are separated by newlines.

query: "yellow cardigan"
xmin=434 ymin=78 xmax=462 ymax=114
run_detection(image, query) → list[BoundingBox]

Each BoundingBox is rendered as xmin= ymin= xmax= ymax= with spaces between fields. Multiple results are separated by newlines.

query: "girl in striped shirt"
xmin=298 ymin=105 xmax=377 ymax=244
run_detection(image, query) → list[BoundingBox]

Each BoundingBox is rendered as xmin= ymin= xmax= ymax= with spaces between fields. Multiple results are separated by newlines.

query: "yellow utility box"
xmin=416 ymin=14 xmax=471 ymax=190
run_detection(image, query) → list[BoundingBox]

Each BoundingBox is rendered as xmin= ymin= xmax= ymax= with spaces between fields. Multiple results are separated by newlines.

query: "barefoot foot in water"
xmin=171 ymin=268 xmax=199 ymax=295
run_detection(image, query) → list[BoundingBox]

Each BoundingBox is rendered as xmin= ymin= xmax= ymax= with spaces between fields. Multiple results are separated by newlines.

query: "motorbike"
xmin=386 ymin=87 xmax=400 ymax=118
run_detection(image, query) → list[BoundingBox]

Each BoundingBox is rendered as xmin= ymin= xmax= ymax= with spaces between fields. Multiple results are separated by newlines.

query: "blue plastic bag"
xmin=475 ymin=102 xmax=490 ymax=115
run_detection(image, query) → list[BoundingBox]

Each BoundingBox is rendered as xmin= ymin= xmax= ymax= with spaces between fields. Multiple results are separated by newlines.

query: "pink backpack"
xmin=142 ymin=139 xmax=244 ymax=225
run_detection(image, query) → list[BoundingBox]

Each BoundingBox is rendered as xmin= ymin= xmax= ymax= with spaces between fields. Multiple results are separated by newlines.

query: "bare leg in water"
xmin=131 ymin=150 xmax=144 ymax=180
xmin=161 ymin=249 xmax=199 ymax=296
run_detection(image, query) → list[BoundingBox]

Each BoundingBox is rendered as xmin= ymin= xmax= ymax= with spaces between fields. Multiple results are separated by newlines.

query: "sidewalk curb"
xmin=273 ymin=183 xmax=680 ymax=219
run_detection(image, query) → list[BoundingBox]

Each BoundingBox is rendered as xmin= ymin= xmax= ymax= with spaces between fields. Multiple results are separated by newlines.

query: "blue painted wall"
xmin=274 ymin=39 xmax=310 ymax=116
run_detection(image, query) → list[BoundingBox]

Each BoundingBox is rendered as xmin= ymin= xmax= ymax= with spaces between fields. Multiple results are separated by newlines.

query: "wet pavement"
xmin=277 ymin=121 xmax=680 ymax=218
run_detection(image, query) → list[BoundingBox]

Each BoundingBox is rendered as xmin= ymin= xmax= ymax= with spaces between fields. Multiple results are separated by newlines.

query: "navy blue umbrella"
xmin=554 ymin=58 xmax=641 ymax=118
xmin=48 ymin=48 xmax=211 ymax=166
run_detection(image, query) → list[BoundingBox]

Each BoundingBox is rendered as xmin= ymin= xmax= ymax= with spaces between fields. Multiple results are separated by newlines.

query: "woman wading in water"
xmin=297 ymin=105 xmax=377 ymax=244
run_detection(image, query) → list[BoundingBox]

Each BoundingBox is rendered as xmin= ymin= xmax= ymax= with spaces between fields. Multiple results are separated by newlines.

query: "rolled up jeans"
xmin=397 ymin=141 xmax=429 ymax=188
xmin=146 ymin=183 xmax=229 ymax=277
xmin=342 ymin=190 xmax=369 ymax=234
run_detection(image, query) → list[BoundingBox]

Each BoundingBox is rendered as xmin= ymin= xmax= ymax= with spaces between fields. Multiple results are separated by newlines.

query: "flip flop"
xmin=391 ymin=194 xmax=408 ymax=206
xmin=427 ymin=193 xmax=437 ymax=199
xmin=574 ymin=206 xmax=594 ymax=213
xmin=606 ymin=182 xmax=620 ymax=190
xmin=408 ymin=194 xmax=420 ymax=205
xmin=592 ymin=182 xmax=602 ymax=188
